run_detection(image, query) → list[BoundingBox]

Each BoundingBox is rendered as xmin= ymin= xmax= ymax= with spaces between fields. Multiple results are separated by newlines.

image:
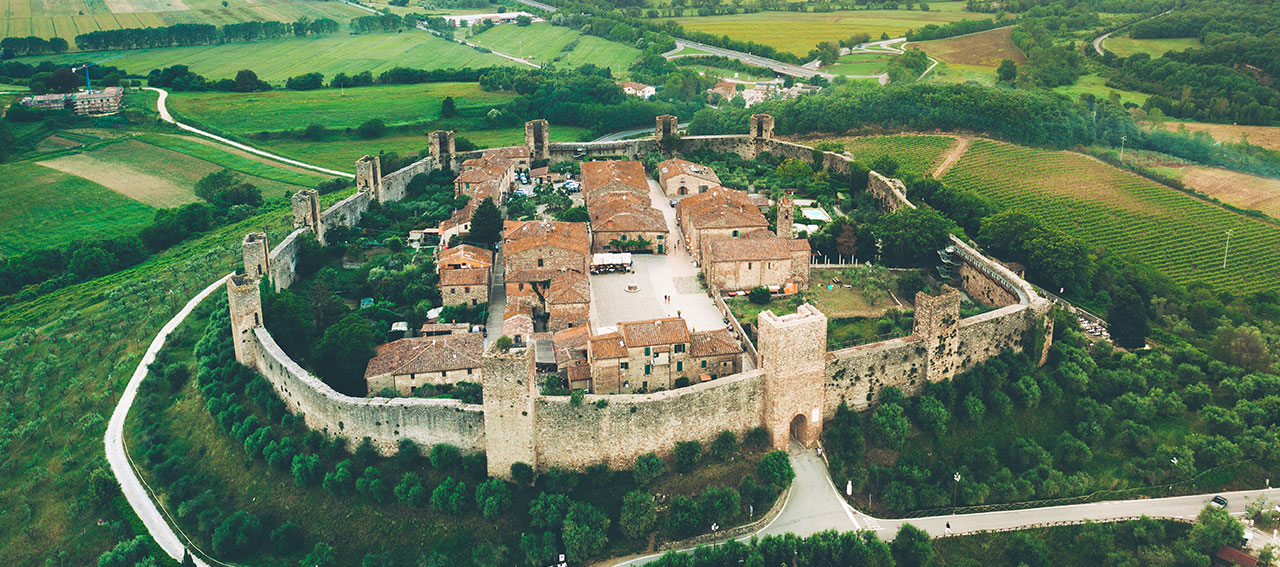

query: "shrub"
xmin=699 ymin=486 xmax=741 ymax=526
xmin=667 ymin=495 xmax=701 ymax=537
xmin=674 ymin=440 xmax=703 ymax=472
xmin=529 ymin=492 xmax=571 ymax=530
xmin=511 ymin=462 xmax=535 ymax=486
xmin=748 ymin=286 xmax=772 ymax=304
xmin=394 ymin=472 xmax=426 ymax=506
xmin=356 ymin=118 xmax=386 ymax=139
xmin=430 ymin=477 xmax=468 ymax=514
xmin=291 ymin=454 xmax=321 ymax=487
xmin=633 ymin=452 xmax=667 ymax=486
xmin=757 ymin=450 xmax=795 ymax=489
xmin=544 ymin=467 xmax=580 ymax=494
xmin=429 ymin=444 xmax=461 ymax=470
xmin=211 ymin=510 xmax=261 ymax=558
xmin=563 ymin=502 xmax=610 ymax=562
xmin=620 ymin=490 xmax=658 ymax=539
xmin=711 ymin=430 xmax=738 ymax=460
xmin=475 ymin=478 xmax=513 ymax=519
xmin=744 ymin=427 xmax=770 ymax=448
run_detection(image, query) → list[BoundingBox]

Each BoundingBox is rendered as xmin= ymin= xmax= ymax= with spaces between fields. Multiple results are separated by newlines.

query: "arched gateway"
xmin=759 ymin=305 xmax=827 ymax=450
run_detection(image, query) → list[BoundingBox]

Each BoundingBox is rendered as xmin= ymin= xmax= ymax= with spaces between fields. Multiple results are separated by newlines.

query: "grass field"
xmin=1051 ymin=74 xmax=1149 ymax=106
xmin=1102 ymin=35 xmax=1200 ymax=58
xmin=925 ymin=61 xmax=997 ymax=84
xmin=168 ymin=83 xmax=517 ymax=133
xmin=1163 ymin=122 xmax=1280 ymax=152
xmin=0 ymin=0 xmax=364 ymax=41
xmin=19 ymin=32 xmax=516 ymax=83
xmin=942 ymin=139 xmax=1280 ymax=293
xmin=671 ymin=3 xmax=987 ymax=56
xmin=468 ymin=23 xmax=642 ymax=74
xmin=824 ymin=52 xmax=891 ymax=75
xmin=791 ymin=134 xmax=957 ymax=177
xmin=909 ymin=25 xmax=1023 ymax=68
xmin=0 ymin=160 xmax=155 ymax=255
xmin=680 ymin=63 xmax=777 ymax=81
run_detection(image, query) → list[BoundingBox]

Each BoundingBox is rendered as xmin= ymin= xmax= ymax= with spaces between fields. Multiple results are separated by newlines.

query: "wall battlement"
xmin=229 ymin=115 xmax=1055 ymax=477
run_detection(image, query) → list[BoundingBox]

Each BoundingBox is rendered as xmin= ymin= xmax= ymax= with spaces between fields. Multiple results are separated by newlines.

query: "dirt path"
xmin=931 ymin=136 xmax=972 ymax=178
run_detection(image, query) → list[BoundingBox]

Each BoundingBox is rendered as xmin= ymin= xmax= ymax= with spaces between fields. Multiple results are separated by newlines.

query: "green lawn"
xmin=0 ymin=160 xmax=155 ymax=255
xmin=824 ymin=52 xmax=892 ymax=75
xmin=468 ymin=23 xmax=642 ymax=75
xmin=1052 ymin=74 xmax=1149 ymax=106
xmin=18 ymin=32 xmax=516 ymax=83
xmin=168 ymin=83 xmax=518 ymax=133
xmin=1102 ymin=35 xmax=1200 ymax=58
xmin=671 ymin=3 xmax=987 ymax=56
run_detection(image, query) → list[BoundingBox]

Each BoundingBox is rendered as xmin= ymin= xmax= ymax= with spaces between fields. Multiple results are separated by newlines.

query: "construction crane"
xmin=70 ymin=55 xmax=123 ymax=92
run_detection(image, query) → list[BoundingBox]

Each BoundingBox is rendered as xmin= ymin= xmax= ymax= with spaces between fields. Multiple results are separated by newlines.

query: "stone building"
xmin=482 ymin=145 xmax=532 ymax=170
xmin=364 ymin=333 xmax=484 ymax=395
xmin=586 ymin=318 xmax=743 ymax=394
xmin=620 ymin=81 xmax=656 ymax=98
xmin=552 ymin=326 xmax=592 ymax=390
xmin=657 ymin=157 xmax=721 ymax=197
xmin=439 ymin=200 xmax=476 ymax=244
xmin=703 ymin=235 xmax=810 ymax=292
xmin=581 ymin=160 xmax=669 ymax=254
xmin=544 ymin=270 xmax=590 ymax=331
xmin=502 ymin=220 xmax=592 ymax=337
xmin=455 ymin=155 xmax=514 ymax=204
xmin=437 ymin=244 xmax=493 ymax=271
xmin=675 ymin=186 xmax=770 ymax=263
xmin=440 ymin=267 xmax=489 ymax=307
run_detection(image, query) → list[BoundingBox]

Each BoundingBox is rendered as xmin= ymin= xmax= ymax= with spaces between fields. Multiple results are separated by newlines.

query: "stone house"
xmin=437 ymin=244 xmax=493 ymax=271
xmin=703 ymin=235 xmax=810 ymax=292
xmin=482 ymin=145 xmax=531 ymax=170
xmin=364 ymin=333 xmax=483 ymax=395
xmin=502 ymin=304 xmax=535 ymax=346
xmin=438 ymin=200 xmax=475 ymax=243
xmin=502 ymin=220 xmax=592 ymax=337
xmin=657 ymin=158 xmax=721 ymax=197
xmin=503 ymin=220 xmax=590 ymax=275
xmin=455 ymin=155 xmax=514 ymax=204
xmin=675 ymin=186 xmax=770 ymax=263
xmin=581 ymin=160 xmax=669 ymax=254
xmin=544 ymin=270 xmax=590 ymax=331
xmin=552 ymin=326 xmax=592 ymax=391
xmin=440 ymin=267 xmax=489 ymax=307
xmin=586 ymin=318 xmax=743 ymax=394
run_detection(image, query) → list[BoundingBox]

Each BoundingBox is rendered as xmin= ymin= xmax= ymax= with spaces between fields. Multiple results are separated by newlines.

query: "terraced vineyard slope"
xmin=800 ymin=134 xmax=957 ymax=177
xmin=942 ymin=139 xmax=1280 ymax=293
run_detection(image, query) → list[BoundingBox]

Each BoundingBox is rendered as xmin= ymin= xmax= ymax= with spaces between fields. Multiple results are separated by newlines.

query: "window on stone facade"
xmin=732 ymin=230 xmax=739 ymax=237
xmin=538 ymin=258 xmax=544 ymax=267
xmin=467 ymin=368 xmax=473 ymax=374
xmin=644 ymin=347 xmax=650 ymax=356
xmin=644 ymin=365 xmax=651 ymax=375
xmin=748 ymin=262 xmax=753 ymax=269
xmin=620 ymin=362 xmax=629 ymax=369
xmin=440 ymin=371 xmax=446 ymax=377
xmin=702 ymin=360 xmax=707 ymax=368
xmin=676 ymin=361 xmax=683 ymax=372
xmin=464 ymin=286 xmax=470 ymax=293
xmin=674 ymin=343 xmax=685 ymax=353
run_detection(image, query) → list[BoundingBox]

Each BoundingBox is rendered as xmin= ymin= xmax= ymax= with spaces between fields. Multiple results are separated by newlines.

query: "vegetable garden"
xmin=943 ymin=140 xmax=1280 ymax=294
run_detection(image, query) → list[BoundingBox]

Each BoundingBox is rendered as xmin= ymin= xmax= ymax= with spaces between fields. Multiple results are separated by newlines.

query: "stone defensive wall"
xmin=225 ymin=114 xmax=1054 ymax=478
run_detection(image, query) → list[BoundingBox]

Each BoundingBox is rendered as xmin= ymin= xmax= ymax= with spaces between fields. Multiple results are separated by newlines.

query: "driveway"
xmin=588 ymin=180 xmax=724 ymax=333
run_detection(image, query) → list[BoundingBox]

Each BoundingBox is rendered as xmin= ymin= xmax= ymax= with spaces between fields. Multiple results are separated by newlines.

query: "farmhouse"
xmin=619 ymin=81 xmax=656 ymax=98
xmin=586 ymin=317 xmax=743 ymax=394
xmin=657 ymin=157 xmax=721 ymax=197
xmin=676 ymin=186 xmax=770 ymax=262
xmin=364 ymin=333 xmax=484 ymax=395
xmin=443 ymin=11 xmax=541 ymax=26
xmin=581 ymin=160 xmax=669 ymax=254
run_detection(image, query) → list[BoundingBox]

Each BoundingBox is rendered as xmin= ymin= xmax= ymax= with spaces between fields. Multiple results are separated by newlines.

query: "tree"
xmin=356 ymin=118 xmax=386 ymax=139
xmin=299 ymin=543 xmax=335 ymax=567
xmin=563 ymin=502 xmax=610 ymax=562
xmin=475 ymin=478 xmax=512 ymax=519
xmin=874 ymin=207 xmax=956 ymax=266
xmin=748 ymin=286 xmax=771 ymax=305
xmin=871 ymin=402 xmax=910 ymax=449
xmin=430 ymin=477 xmax=468 ymax=514
xmin=395 ymin=472 xmax=426 ymax=506
xmin=429 ymin=444 xmax=462 ymax=470
xmin=212 ymin=510 xmax=262 ymax=558
xmin=530 ymin=492 xmax=571 ymax=530
xmin=516 ymin=14 xmax=532 ymax=26
xmin=556 ymin=206 xmax=590 ymax=222
xmin=1189 ymin=505 xmax=1244 ymax=553
xmin=914 ymin=396 xmax=950 ymax=437
xmin=699 ymin=486 xmax=741 ymax=526
xmin=1209 ymin=325 xmax=1275 ymax=373
xmin=667 ymin=495 xmax=701 ymax=537
xmin=710 ymin=430 xmax=738 ymax=460
xmin=511 ymin=462 xmax=535 ymax=486
xmin=232 ymin=69 xmax=267 ymax=92
xmin=1110 ymin=285 xmax=1150 ymax=349
xmin=891 ymin=523 xmax=936 ymax=567
xmin=620 ymin=491 xmax=658 ymax=539
xmin=633 ymin=452 xmax=667 ymax=486
xmin=468 ymin=197 xmax=502 ymax=248
xmin=674 ymin=440 xmax=703 ymax=472
xmin=291 ymin=453 xmax=321 ymax=487
xmin=757 ymin=450 xmax=795 ymax=489
xmin=310 ymin=312 xmax=376 ymax=395
xmin=997 ymin=59 xmax=1017 ymax=82
xmin=440 ymin=95 xmax=457 ymax=118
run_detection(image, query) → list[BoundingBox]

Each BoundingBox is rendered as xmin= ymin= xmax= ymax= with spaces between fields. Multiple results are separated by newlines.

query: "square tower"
xmin=290 ymin=189 xmax=324 ymax=244
xmin=356 ymin=155 xmax=384 ymax=202
xmin=750 ymin=114 xmax=775 ymax=139
xmin=241 ymin=232 xmax=270 ymax=279
xmin=525 ymin=119 xmax=550 ymax=162
xmin=429 ymin=130 xmax=456 ymax=170
xmin=913 ymin=286 xmax=963 ymax=383
xmin=655 ymin=114 xmax=679 ymax=141
xmin=482 ymin=348 xmax=538 ymax=478
xmin=758 ymin=304 xmax=828 ymax=449
xmin=776 ymin=192 xmax=794 ymax=239
xmin=226 ymin=274 xmax=263 ymax=367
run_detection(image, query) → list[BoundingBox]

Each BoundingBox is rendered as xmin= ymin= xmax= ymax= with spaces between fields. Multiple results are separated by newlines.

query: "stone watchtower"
xmin=356 ymin=155 xmax=384 ymax=202
xmin=750 ymin=114 xmax=775 ymax=139
xmin=525 ymin=119 xmax=550 ymax=162
xmin=429 ymin=130 xmax=456 ymax=170
xmin=242 ymin=233 xmax=270 ymax=279
xmin=482 ymin=348 xmax=538 ymax=479
xmin=776 ymin=192 xmax=794 ymax=239
xmin=226 ymin=274 xmax=263 ymax=367
xmin=655 ymin=114 xmax=679 ymax=141
xmin=758 ymin=304 xmax=828 ymax=449
xmin=913 ymin=286 xmax=963 ymax=383
xmin=291 ymin=189 xmax=324 ymax=245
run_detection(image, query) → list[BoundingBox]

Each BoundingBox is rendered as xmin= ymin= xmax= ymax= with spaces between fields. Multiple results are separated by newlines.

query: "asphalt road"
xmin=146 ymin=87 xmax=352 ymax=178
xmin=668 ymin=39 xmax=835 ymax=80
xmin=593 ymin=123 xmax=689 ymax=142
xmin=105 ymin=274 xmax=232 ymax=567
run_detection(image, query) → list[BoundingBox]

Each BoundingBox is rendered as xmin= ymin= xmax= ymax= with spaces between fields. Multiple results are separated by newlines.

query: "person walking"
xmin=945 ymin=521 xmax=952 ymax=535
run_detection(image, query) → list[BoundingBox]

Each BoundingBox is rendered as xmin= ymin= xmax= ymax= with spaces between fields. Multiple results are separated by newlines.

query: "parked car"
xmin=1211 ymin=495 xmax=1228 ymax=509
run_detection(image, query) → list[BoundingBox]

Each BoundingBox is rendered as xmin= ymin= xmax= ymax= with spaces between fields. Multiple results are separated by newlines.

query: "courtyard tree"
xmin=468 ymin=197 xmax=503 ymax=249
xmin=310 ymin=312 xmax=376 ymax=396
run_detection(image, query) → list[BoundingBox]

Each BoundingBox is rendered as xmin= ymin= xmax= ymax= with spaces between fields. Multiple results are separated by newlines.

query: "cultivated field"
xmin=1172 ymin=166 xmax=1280 ymax=220
xmin=1052 ymin=74 xmax=1148 ymax=106
xmin=791 ymin=134 xmax=957 ymax=177
xmin=1162 ymin=122 xmax=1280 ymax=152
xmin=909 ymin=25 xmax=1023 ymax=68
xmin=468 ymin=23 xmax=642 ymax=74
xmin=1102 ymin=35 xmax=1200 ymax=58
xmin=0 ymin=0 xmax=363 ymax=41
xmin=21 ymin=32 xmax=515 ymax=82
xmin=0 ymin=160 xmax=155 ymax=255
xmin=824 ymin=52 xmax=891 ymax=75
xmin=942 ymin=139 xmax=1280 ymax=293
xmin=671 ymin=3 xmax=987 ymax=56
xmin=168 ymin=82 xmax=517 ymax=133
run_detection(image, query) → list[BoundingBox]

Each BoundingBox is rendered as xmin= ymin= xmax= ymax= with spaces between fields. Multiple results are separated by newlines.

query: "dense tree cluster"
xmin=0 ymin=35 xmax=68 ymax=56
xmin=905 ymin=18 xmax=1010 ymax=41
xmin=73 ymin=18 xmax=338 ymax=51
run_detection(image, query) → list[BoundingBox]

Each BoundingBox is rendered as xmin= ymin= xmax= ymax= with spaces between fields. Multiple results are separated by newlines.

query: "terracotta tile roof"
xmin=545 ymin=270 xmax=591 ymax=305
xmin=690 ymin=329 xmax=743 ymax=357
xmin=440 ymin=267 xmax=489 ymax=286
xmin=705 ymin=237 xmax=798 ymax=262
xmin=581 ymin=160 xmax=648 ymax=197
xmin=679 ymin=187 xmax=769 ymax=231
xmin=484 ymin=146 xmax=529 ymax=160
xmin=553 ymin=325 xmax=590 ymax=351
xmin=531 ymin=166 xmax=549 ymax=176
xmin=440 ymin=200 xmax=476 ymax=233
xmin=363 ymin=334 xmax=482 ymax=379
xmin=504 ymin=303 xmax=533 ymax=320
xmin=620 ymin=317 xmax=690 ymax=347
xmin=620 ymin=81 xmax=651 ymax=90
xmin=454 ymin=166 xmax=505 ymax=184
xmin=1215 ymin=546 xmax=1259 ymax=567
xmin=506 ymin=267 xmax=566 ymax=284
xmin=589 ymin=196 xmax=667 ymax=233
xmin=437 ymin=244 xmax=493 ymax=270
xmin=589 ymin=331 xmax=628 ymax=359
xmin=658 ymin=158 xmax=720 ymax=185
xmin=503 ymin=220 xmax=590 ymax=256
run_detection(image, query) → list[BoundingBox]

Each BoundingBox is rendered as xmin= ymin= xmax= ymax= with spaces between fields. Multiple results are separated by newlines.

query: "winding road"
xmin=1092 ymin=9 xmax=1174 ymax=56
xmin=666 ymin=39 xmax=836 ymax=80
xmin=145 ymin=87 xmax=352 ymax=178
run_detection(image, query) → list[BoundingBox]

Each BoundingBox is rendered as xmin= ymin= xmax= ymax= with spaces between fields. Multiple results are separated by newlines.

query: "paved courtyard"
xmin=589 ymin=180 xmax=725 ymax=333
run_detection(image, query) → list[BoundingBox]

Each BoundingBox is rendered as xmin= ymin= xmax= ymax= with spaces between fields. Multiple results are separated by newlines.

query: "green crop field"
xmin=824 ymin=52 xmax=892 ymax=75
xmin=20 ymin=32 xmax=516 ymax=83
xmin=0 ymin=0 xmax=364 ymax=41
xmin=670 ymin=3 xmax=986 ymax=56
xmin=1052 ymin=74 xmax=1149 ymax=107
xmin=1103 ymin=35 xmax=1200 ymax=58
xmin=168 ymin=83 xmax=518 ymax=133
xmin=802 ymin=134 xmax=957 ymax=177
xmin=0 ymin=160 xmax=155 ymax=255
xmin=468 ymin=23 xmax=642 ymax=74
xmin=942 ymin=139 xmax=1280 ymax=294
